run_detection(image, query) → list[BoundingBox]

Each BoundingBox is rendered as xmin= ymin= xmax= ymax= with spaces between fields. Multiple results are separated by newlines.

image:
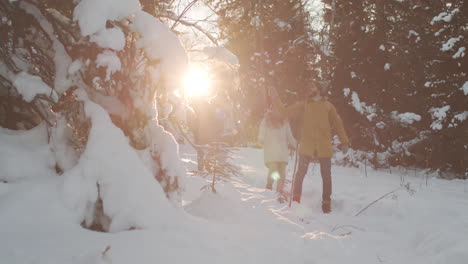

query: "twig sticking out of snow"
xmin=355 ymin=188 xmax=400 ymax=216
xmin=102 ymin=246 xmax=111 ymax=256
xmin=331 ymin=224 xmax=366 ymax=232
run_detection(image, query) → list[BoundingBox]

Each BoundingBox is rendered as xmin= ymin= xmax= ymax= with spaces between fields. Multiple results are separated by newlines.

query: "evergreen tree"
xmin=206 ymin=0 xmax=320 ymax=142
xmin=423 ymin=0 xmax=468 ymax=176
xmin=323 ymin=0 xmax=467 ymax=176
xmin=0 ymin=0 xmax=186 ymax=230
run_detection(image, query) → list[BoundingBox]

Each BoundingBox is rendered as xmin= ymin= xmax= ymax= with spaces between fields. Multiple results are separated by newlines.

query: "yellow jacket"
xmin=279 ymin=97 xmax=349 ymax=158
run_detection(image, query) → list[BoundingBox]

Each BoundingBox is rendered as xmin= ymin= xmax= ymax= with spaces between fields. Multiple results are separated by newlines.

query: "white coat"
xmin=258 ymin=119 xmax=297 ymax=164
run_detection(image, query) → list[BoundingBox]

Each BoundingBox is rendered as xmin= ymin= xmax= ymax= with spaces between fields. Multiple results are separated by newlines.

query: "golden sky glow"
xmin=183 ymin=65 xmax=212 ymax=98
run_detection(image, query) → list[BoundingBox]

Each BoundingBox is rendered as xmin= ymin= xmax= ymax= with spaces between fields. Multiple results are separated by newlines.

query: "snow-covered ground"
xmin=1 ymin=131 xmax=468 ymax=264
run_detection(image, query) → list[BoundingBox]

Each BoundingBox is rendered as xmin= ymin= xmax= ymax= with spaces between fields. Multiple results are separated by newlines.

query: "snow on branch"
xmin=13 ymin=72 xmax=58 ymax=103
xmin=131 ymin=11 xmax=188 ymax=77
xmin=73 ymin=0 xmax=141 ymax=36
xmin=391 ymin=111 xmax=421 ymax=125
xmin=449 ymin=111 xmax=468 ymax=128
xmin=95 ymin=51 xmax=121 ymax=81
xmin=429 ymin=105 xmax=450 ymax=130
xmin=441 ymin=36 xmax=463 ymax=51
xmin=431 ymin=8 xmax=460 ymax=25
xmin=90 ymin=28 xmax=126 ymax=51
xmin=453 ymin=47 xmax=465 ymax=59
xmin=461 ymin=81 xmax=468 ymax=95
xmin=347 ymin=90 xmax=377 ymax=121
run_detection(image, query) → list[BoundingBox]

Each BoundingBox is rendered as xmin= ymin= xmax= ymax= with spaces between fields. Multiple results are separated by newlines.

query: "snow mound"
xmin=0 ymin=123 xmax=55 ymax=182
xmin=62 ymin=101 xmax=176 ymax=232
xmin=185 ymin=190 xmax=246 ymax=223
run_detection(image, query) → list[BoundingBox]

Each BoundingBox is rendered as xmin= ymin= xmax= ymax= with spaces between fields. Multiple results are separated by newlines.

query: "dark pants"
xmin=292 ymin=155 xmax=332 ymax=203
xmin=265 ymin=162 xmax=286 ymax=193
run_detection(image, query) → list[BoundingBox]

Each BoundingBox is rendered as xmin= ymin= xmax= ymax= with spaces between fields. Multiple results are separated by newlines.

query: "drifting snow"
xmin=13 ymin=72 xmax=58 ymax=102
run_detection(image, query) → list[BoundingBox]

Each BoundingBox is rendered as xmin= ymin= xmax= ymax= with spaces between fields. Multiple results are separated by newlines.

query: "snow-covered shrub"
xmin=0 ymin=0 xmax=187 ymax=232
xmin=198 ymin=142 xmax=241 ymax=193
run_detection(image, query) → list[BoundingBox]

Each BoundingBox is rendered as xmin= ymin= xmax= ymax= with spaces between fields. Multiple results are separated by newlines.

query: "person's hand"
xmin=340 ymin=144 xmax=349 ymax=154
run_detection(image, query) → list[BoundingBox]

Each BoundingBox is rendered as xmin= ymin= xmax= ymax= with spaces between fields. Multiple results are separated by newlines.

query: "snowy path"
xmin=1 ymin=145 xmax=467 ymax=264
xmin=181 ymin=146 xmax=468 ymax=264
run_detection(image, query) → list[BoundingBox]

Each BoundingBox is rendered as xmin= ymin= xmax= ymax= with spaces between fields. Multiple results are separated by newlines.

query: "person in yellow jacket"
xmin=271 ymin=82 xmax=349 ymax=213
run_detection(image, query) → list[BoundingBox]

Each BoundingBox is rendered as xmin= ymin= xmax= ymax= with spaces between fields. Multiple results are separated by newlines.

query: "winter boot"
xmin=322 ymin=200 xmax=331 ymax=214
xmin=277 ymin=192 xmax=287 ymax=203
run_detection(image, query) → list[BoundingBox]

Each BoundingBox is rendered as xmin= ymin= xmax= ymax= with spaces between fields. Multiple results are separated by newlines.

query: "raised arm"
xmin=269 ymin=87 xmax=304 ymax=119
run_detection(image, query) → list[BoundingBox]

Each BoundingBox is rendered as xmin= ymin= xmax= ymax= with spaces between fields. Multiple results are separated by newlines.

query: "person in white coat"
xmin=258 ymin=108 xmax=297 ymax=198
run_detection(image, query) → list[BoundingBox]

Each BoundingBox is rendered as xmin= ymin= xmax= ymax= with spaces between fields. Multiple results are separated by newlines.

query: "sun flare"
xmin=183 ymin=65 xmax=212 ymax=98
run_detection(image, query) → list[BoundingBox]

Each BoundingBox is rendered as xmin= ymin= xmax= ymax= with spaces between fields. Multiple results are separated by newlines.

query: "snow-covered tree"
xmin=423 ymin=0 xmax=467 ymax=175
xmin=323 ymin=0 xmax=467 ymax=177
xmin=0 ymin=0 xmax=188 ymax=231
